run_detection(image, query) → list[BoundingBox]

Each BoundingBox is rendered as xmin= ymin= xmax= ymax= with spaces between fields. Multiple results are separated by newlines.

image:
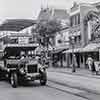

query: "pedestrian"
xmin=73 ymin=54 xmax=78 ymax=68
xmin=94 ymin=61 xmax=100 ymax=75
xmin=86 ymin=56 xmax=96 ymax=74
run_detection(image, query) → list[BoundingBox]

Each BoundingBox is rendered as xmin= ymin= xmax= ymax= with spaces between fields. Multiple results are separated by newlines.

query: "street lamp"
xmin=70 ymin=36 xmax=76 ymax=72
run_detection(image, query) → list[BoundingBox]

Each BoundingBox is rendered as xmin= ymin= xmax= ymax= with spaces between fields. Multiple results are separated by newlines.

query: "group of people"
xmin=86 ymin=56 xmax=100 ymax=75
xmin=72 ymin=54 xmax=99 ymax=75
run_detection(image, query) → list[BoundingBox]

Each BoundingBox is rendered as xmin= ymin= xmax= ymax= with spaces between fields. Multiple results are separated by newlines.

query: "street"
xmin=0 ymin=0 xmax=100 ymax=100
xmin=0 ymin=80 xmax=86 ymax=100
xmin=0 ymin=68 xmax=100 ymax=100
xmin=47 ymin=68 xmax=100 ymax=100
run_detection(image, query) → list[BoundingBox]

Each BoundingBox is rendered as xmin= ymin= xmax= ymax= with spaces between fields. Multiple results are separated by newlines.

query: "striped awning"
xmin=0 ymin=19 xmax=36 ymax=31
xmin=65 ymin=43 xmax=100 ymax=53
xmin=65 ymin=48 xmax=82 ymax=53
xmin=69 ymin=31 xmax=81 ymax=37
xmin=82 ymin=43 xmax=100 ymax=52
xmin=4 ymin=43 xmax=39 ymax=48
xmin=51 ymin=48 xmax=66 ymax=54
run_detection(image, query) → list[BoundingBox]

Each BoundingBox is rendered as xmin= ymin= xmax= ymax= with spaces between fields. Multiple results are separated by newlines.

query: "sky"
xmin=0 ymin=0 xmax=100 ymax=19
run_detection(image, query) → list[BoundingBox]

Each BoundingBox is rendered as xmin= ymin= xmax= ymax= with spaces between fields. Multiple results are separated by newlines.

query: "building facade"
xmin=0 ymin=19 xmax=38 ymax=58
xmin=37 ymin=2 xmax=100 ymax=68
xmin=67 ymin=2 xmax=98 ymax=68
xmin=38 ymin=7 xmax=70 ymax=67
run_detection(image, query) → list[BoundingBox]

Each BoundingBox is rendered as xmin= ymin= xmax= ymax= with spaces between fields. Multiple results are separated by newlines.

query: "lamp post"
xmin=70 ymin=36 xmax=76 ymax=72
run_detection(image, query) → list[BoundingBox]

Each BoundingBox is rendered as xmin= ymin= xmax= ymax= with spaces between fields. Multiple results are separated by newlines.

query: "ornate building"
xmin=38 ymin=7 xmax=70 ymax=67
xmin=67 ymin=2 xmax=99 ymax=68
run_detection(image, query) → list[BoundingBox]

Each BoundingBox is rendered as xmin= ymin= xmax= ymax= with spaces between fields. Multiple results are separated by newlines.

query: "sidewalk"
xmin=47 ymin=67 xmax=100 ymax=94
xmin=48 ymin=67 xmax=100 ymax=79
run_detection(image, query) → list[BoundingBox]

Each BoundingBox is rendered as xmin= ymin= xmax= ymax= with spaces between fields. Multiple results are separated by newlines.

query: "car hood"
xmin=27 ymin=60 xmax=38 ymax=65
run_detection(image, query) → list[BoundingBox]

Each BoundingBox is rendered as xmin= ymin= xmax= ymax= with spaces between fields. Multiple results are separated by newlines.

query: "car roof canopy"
xmin=4 ymin=44 xmax=38 ymax=57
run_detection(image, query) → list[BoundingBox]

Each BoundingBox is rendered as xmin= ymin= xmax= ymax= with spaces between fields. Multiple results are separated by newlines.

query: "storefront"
xmin=50 ymin=48 xmax=67 ymax=67
xmin=65 ymin=42 xmax=100 ymax=69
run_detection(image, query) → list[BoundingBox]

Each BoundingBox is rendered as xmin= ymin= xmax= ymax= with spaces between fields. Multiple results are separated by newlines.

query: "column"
xmin=82 ymin=53 xmax=85 ymax=68
xmin=66 ymin=53 xmax=69 ymax=67
xmin=99 ymin=49 xmax=100 ymax=61
xmin=68 ymin=53 xmax=71 ymax=67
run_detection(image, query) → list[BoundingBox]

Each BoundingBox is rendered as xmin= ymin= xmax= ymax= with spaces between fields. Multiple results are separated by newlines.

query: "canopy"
xmin=51 ymin=48 xmax=66 ymax=54
xmin=65 ymin=43 xmax=100 ymax=53
xmin=0 ymin=19 xmax=36 ymax=31
xmin=4 ymin=43 xmax=39 ymax=57
xmin=69 ymin=31 xmax=80 ymax=37
xmin=82 ymin=43 xmax=100 ymax=52
xmin=65 ymin=48 xmax=82 ymax=53
xmin=4 ymin=43 xmax=39 ymax=51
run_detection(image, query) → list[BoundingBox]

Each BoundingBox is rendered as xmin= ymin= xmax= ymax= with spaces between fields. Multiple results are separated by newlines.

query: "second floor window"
xmin=58 ymin=39 xmax=62 ymax=44
xmin=4 ymin=38 xmax=18 ymax=44
xmin=70 ymin=13 xmax=80 ymax=27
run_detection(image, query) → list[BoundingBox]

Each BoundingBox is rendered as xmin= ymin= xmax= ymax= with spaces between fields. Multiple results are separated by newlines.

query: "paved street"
xmin=0 ymin=68 xmax=100 ymax=100
xmin=47 ymin=68 xmax=100 ymax=100
xmin=0 ymin=80 xmax=86 ymax=100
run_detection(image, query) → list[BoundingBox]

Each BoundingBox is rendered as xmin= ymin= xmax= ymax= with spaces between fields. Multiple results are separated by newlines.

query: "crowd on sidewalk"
xmin=86 ymin=55 xmax=100 ymax=75
xmin=48 ymin=55 xmax=100 ymax=76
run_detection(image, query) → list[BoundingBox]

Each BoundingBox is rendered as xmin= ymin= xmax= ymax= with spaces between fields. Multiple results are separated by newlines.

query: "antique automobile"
xmin=0 ymin=44 xmax=47 ymax=88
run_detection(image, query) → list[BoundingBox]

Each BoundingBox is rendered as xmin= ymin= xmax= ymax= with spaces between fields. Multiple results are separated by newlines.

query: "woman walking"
xmin=86 ymin=56 xmax=96 ymax=74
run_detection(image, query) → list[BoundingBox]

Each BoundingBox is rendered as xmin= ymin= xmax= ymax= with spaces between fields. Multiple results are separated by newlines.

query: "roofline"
xmin=4 ymin=43 xmax=39 ymax=49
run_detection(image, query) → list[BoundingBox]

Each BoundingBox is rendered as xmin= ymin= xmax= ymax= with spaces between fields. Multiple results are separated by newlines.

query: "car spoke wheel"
xmin=10 ymin=72 xmax=18 ymax=88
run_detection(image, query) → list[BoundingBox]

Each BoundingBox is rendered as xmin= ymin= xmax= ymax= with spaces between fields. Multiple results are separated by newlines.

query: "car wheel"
xmin=10 ymin=72 xmax=18 ymax=88
xmin=40 ymin=72 xmax=47 ymax=86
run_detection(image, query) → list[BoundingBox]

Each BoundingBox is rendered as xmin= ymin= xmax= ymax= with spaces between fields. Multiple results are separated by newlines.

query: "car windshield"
xmin=4 ymin=46 xmax=37 ymax=58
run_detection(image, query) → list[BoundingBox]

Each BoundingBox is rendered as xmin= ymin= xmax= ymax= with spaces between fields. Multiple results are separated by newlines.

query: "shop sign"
xmin=18 ymin=37 xmax=29 ymax=44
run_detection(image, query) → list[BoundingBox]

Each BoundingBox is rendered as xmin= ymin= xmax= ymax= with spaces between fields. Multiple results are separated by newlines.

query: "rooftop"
xmin=38 ymin=7 xmax=69 ymax=21
xmin=0 ymin=19 xmax=36 ymax=32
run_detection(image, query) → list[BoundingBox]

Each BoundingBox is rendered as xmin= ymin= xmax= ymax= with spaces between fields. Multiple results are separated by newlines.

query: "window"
xmin=63 ymin=53 xmax=66 ymax=61
xmin=78 ymin=14 xmax=80 ymax=24
xmin=70 ymin=17 xmax=72 ymax=26
xmin=74 ymin=37 xmax=77 ymax=43
xmin=70 ymin=13 xmax=80 ymax=26
xmin=73 ymin=16 xmax=75 ymax=26
xmin=10 ymin=38 xmax=18 ymax=44
xmin=75 ymin=15 xmax=77 ymax=25
xmin=79 ymin=35 xmax=81 ymax=41
xmin=58 ymin=39 xmax=62 ymax=43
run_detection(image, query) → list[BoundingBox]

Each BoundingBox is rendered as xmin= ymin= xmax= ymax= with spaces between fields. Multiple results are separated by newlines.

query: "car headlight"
xmin=20 ymin=68 xmax=25 ymax=74
xmin=39 ymin=67 xmax=44 ymax=72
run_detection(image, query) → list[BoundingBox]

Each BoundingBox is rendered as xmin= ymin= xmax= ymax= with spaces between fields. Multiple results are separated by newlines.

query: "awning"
xmin=0 ymin=19 xmax=36 ymax=31
xmin=69 ymin=31 xmax=80 ymax=37
xmin=5 ymin=43 xmax=39 ymax=47
xmin=82 ymin=43 xmax=100 ymax=52
xmin=51 ymin=48 xmax=66 ymax=54
xmin=65 ymin=48 xmax=82 ymax=53
xmin=4 ymin=43 xmax=39 ymax=51
xmin=65 ymin=43 xmax=100 ymax=53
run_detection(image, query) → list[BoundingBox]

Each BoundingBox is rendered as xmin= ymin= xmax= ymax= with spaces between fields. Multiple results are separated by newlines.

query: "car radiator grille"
xmin=27 ymin=65 xmax=38 ymax=73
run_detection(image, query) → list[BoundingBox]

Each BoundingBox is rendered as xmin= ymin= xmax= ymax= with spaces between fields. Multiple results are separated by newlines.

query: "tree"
xmin=36 ymin=19 xmax=62 ymax=49
xmin=35 ymin=19 xmax=62 ymax=64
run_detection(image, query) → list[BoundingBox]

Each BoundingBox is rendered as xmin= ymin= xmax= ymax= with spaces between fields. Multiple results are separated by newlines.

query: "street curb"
xmin=48 ymin=68 xmax=100 ymax=79
xmin=48 ymin=79 xmax=100 ymax=95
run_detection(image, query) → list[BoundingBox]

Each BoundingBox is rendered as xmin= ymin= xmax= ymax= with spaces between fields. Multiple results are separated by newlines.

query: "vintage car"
xmin=0 ymin=44 xmax=47 ymax=88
